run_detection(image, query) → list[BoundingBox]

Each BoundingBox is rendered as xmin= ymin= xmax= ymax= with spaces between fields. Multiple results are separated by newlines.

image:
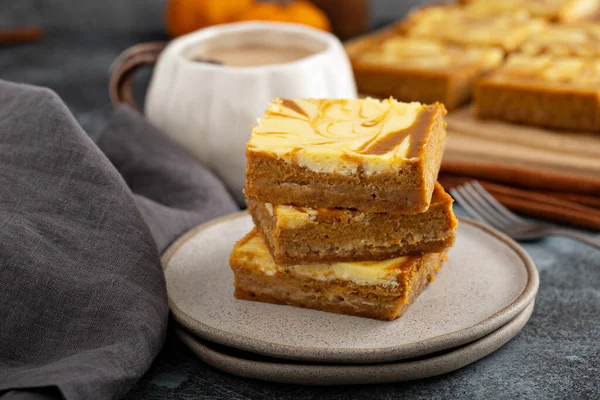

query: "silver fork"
xmin=450 ymin=181 xmax=600 ymax=249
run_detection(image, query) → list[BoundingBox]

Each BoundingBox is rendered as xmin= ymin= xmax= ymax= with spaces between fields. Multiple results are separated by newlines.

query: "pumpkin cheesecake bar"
xmin=348 ymin=36 xmax=503 ymax=110
xmin=398 ymin=6 xmax=546 ymax=51
xmin=230 ymin=229 xmax=446 ymax=321
xmin=462 ymin=0 xmax=600 ymax=22
xmin=247 ymin=183 xmax=457 ymax=265
xmin=245 ymin=98 xmax=447 ymax=213
xmin=518 ymin=23 xmax=600 ymax=57
xmin=476 ymin=54 xmax=600 ymax=131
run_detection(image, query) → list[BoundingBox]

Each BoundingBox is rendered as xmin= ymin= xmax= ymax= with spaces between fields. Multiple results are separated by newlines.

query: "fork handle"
xmin=551 ymin=229 xmax=600 ymax=249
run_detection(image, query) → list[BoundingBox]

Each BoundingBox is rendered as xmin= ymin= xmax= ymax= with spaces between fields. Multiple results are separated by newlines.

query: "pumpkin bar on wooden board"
xmin=347 ymin=35 xmax=503 ymax=110
xmin=461 ymin=0 xmax=600 ymax=22
xmin=397 ymin=6 xmax=547 ymax=51
xmin=518 ymin=22 xmax=600 ymax=57
xmin=476 ymin=54 xmax=600 ymax=132
xmin=245 ymin=98 xmax=447 ymax=214
xmin=247 ymin=182 xmax=457 ymax=265
xmin=229 ymin=228 xmax=447 ymax=321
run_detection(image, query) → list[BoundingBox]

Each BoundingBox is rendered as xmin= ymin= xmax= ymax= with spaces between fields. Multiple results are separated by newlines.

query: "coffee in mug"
xmin=194 ymin=44 xmax=319 ymax=67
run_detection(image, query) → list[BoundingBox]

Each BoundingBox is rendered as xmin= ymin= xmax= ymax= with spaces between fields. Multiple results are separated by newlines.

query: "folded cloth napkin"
xmin=97 ymin=105 xmax=238 ymax=252
xmin=0 ymin=80 xmax=237 ymax=399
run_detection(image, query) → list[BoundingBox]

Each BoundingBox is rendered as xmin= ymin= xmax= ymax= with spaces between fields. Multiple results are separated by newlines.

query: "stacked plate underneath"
xmin=163 ymin=212 xmax=538 ymax=385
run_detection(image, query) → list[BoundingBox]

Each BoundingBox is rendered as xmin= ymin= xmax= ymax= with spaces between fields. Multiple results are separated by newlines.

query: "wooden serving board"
xmin=445 ymin=107 xmax=600 ymax=178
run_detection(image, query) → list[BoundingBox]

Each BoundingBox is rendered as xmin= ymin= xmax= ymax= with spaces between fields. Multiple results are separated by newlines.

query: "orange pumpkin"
xmin=166 ymin=0 xmax=255 ymax=37
xmin=235 ymin=1 xmax=331 ymax=31
xmin=285 ymin=1 xmax=331 ymax=31
xmin=234 ymin=3 xmax=286 ymax=22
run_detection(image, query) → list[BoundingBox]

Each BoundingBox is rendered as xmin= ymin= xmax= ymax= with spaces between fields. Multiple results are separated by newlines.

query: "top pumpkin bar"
xmin=245 ymin=98 xmax=447 ymax=213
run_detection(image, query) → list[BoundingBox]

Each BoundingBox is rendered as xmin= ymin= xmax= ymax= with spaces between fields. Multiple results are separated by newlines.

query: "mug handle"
xmin=108 ymin=41 xmax=168 ymax=111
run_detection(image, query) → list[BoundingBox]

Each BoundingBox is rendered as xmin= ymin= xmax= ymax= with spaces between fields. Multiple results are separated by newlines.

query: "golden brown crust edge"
xmin=271 ymin=235 xmax=454 ymax=265
xmin=475 ymin=78 xmax=600 ymax=132
xmin=352 ymin=62 xmax=482 ymax=111
xmin=245 ymin=151 xmax=426 ymax=213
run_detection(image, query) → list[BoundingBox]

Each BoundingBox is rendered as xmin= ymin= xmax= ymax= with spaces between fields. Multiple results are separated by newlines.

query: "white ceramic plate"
xmin=176 ymin=301 xmax=535 ymax=385
xmin=164 ymin=212 xmax=538 ymax=364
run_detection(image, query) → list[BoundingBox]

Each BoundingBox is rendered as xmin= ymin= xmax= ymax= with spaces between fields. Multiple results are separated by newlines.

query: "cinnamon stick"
xmin=439 ymin=174 xmax=600 ymax=231
xmin=545 ymin=192 xmax=600 ymax=209
xmin=476 ymin=180 xmax=600 ymax=215
xmin=492 ymin=193 xmax=600 ymax=231
xmin=0 ymin=27 xmax=44 ymax=44
xmin=441 ymin=160 xmax=600 ymax=196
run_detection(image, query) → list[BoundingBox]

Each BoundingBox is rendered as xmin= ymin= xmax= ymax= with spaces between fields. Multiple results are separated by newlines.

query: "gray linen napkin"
xmin=97 ymin=106 xmax=238 ymax=252
xmin=0 ymin=80 xmax=238 ymax=399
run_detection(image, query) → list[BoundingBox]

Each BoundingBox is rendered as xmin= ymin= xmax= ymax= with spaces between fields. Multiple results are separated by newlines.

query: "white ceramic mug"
xmin=109 ymin=22 xmax=357 ymax=204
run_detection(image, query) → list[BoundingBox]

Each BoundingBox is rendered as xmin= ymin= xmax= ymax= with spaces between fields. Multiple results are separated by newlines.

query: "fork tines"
xmin=450 ymin=181 xmax=525 ymax=231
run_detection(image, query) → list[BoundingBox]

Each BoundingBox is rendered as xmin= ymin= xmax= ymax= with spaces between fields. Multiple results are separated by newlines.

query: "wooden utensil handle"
xmin=108 ymin=41 xmax=168 ymax=111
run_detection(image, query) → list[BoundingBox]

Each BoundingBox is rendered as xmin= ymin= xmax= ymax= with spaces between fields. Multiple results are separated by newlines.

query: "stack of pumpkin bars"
xmin=230 ymin=97 xmax=458 ymax=320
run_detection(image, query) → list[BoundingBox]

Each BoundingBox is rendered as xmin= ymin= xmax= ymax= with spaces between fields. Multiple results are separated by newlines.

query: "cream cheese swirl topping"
xmin=498 ymin=54 xmax=600 ymax=85
xmin=247 ymin=98 xmax=445 ymax=175
xmin=465 ymin=0 xmax=599 ymax=21
xmin=358 ymin=37 xmax=503 ymax=71
xmin=519 ymin=23 xmax=600 ymax=57
xmin=403 ymin=6 xmax=546 ymax=51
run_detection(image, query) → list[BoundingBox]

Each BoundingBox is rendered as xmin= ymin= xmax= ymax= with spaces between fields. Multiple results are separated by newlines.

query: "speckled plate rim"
xmin=163 ymin=211 xmax=539 ymax=364
xmin=176 ymin=301 xmax=535 ymax=385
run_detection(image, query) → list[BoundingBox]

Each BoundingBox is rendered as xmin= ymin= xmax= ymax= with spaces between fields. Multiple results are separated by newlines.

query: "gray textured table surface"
xmin=2 ymin=33 xmax=599 ymax=400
